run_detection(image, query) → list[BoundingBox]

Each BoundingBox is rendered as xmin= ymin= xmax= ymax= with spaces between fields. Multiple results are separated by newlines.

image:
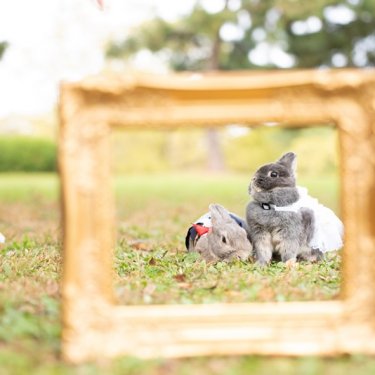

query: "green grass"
xmin=0 ymin=173 xmax=59 ymax=202
xmin=1 ymin=172 xmax=372 ymax=375
xmin=114 ymin=238 xmax=341 ymax=306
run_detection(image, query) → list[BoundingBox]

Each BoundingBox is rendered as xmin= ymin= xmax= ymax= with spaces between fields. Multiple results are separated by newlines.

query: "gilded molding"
xmin=59 ymin=69 xmax=375 ymax=362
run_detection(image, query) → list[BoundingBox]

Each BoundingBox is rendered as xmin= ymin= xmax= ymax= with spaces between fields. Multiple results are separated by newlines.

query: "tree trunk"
xmin=206 ymin=127 xmax=225 ymax=172
xmin=205 ymin=31 xmax=225 ymax=172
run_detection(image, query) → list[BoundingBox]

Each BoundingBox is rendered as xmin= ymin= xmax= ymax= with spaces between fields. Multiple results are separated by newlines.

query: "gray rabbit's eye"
xmin=269 ymin=171 xmax=278 ymax=178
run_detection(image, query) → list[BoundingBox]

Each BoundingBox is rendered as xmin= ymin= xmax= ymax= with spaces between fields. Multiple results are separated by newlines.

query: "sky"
xmin=0 ymin=0 xmax=196 ymax=117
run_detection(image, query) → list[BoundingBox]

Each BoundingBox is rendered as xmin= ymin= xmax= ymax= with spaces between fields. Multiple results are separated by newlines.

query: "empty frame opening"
xmin=110 ymin=124 xmax=342 ymax=305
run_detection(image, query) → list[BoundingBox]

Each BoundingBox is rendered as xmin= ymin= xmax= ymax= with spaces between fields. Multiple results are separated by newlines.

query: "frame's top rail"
xmin=64 ymin=69 xmax=375 ymax=95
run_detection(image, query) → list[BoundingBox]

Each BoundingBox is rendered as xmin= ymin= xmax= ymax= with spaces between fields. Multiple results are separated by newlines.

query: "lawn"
xmin=1 ymin=172 xmax=375 ymax=374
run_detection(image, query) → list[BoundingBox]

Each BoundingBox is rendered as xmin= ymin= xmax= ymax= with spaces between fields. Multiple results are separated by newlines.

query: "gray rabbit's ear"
xmin=209 ymin=203 xmax=231 ymax=223
xmin=277 ymin=152 xmax=297 ymax=174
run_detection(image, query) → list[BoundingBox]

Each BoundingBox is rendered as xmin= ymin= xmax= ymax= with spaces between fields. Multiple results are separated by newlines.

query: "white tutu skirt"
xmin=297 ymin=187 xmax=344 ymax=253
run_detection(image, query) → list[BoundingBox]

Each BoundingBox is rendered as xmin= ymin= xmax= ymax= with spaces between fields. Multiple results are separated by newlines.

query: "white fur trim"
xmin=272 ymin=204 xmax=300 ymax=213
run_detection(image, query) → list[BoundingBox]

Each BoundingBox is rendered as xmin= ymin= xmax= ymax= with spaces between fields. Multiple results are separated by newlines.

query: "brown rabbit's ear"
xmin=209 ymin=203 xmax=232 ymax=224
xmin=277 ymin=152 xmax=297 ymax=174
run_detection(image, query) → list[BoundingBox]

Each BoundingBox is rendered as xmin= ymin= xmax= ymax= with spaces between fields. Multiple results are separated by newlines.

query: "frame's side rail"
xmin=60 ymin=71 xmax=375 ymax=363
xmin=59 ymin=85 xmax=116 ymax=352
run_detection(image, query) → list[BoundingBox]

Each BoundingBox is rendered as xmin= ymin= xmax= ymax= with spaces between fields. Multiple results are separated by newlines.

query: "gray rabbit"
xmin=246 ymin=152 xmax=321 ymax=265
xmin=185 ymin=203 xmax=252 ymax=262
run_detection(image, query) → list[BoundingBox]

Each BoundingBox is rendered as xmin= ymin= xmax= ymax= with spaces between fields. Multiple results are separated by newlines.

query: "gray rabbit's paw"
xmin=297 ymin=248 xmax=324 ymax=263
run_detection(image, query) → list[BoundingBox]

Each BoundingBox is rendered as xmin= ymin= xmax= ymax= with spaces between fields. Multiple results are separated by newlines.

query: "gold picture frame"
xmin=59 ymin=69 xmax=375 ymax=363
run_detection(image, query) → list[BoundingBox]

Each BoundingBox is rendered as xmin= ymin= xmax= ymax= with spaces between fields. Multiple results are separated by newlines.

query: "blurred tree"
xmin=106 ymin=0 xmax=375 ymax=69
xmin=106 ymin=1 xmax=255 ymax=70
xmin=224 ymin=125 xmax=338 ymax=176
xmin=224 ymin=126 xmax=294 ymax=173
xmin=290 ymin=127 xmax=338 ymax=175
xmin=0 ymin=41 xmax=8 ymax=60
xmin=106 ymin=0 xmax=371 ymax=173
xmin=111 ymin=130 xmax=170 ymax=173
xmin=281 ymin=0 xmax=375 ymax=67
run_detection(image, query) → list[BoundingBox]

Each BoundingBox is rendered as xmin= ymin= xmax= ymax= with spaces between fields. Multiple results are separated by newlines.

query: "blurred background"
xmin=1 ymin=0 xmax=375 ymax=218
xmin=0 ymin=2 xmax=372 ymax=370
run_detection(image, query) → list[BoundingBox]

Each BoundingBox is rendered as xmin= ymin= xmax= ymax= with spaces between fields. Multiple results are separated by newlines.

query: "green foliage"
xmin=106 ymin=2 xmax=255 ymax=70
xmin=164 ymin=130 xmax=208 ymax=170
xmin=112 ymin=129 xmax=225 ymax=173
xmin=224 ymin=126 xmax=290 ymax=173
xmin=223 ymin=125 xmax=339 ymax=176
xmin=0 ymin=41 xmax=8 ymax=60
xmin=112 ymin=129 xmax=223 ymax=173
xmin=283 ymin=0 xmax=375 ymax=67
xmin=0 ymin=136 xmax=57 ymax=172
xmin=106 ymin=0 xmax=375 ymax=70
xmin=112 ymin=131 xmax=169 ymax=173
xmin=111 ymin=126 xmax=339 ymax=177
xmin=290 ymin=127 xmax=339 ymax=175
xmin=107 ymin=5 xmax=241 ymax=70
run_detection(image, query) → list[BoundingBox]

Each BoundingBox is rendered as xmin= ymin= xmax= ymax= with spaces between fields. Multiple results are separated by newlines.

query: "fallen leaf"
xmin=129 ymin=240 xmax=153 ymax=251
xmin=177 ymin=282 xmax=192 ymax=290
xmin=173 ymin=274 xmax=186 ymax=282
xmin=148 ymin=257 xmax=157 ymax=265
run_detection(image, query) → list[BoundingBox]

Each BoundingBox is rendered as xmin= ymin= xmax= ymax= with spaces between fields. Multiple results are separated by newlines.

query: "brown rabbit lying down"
xmin=185 ymin=203 xmax=252 ymax=262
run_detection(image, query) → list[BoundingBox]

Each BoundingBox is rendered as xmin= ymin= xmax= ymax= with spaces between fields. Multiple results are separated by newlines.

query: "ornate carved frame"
xmin=59 ymin=70 xmax=375 ymax=363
